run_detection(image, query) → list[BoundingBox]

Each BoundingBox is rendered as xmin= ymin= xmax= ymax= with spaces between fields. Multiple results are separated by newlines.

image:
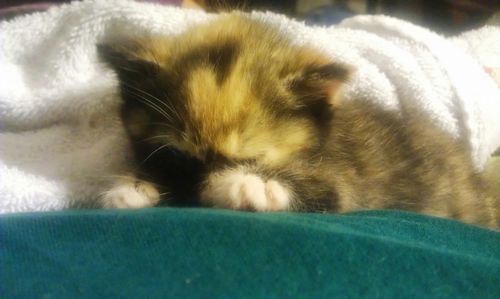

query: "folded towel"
xmin=1 ymin=0 xmax=499 ymax=213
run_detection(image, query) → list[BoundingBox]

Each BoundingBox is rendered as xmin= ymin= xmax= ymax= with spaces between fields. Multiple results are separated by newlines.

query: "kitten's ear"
xmin=97 ymin=42 xmax=159 ymax=82
xmin=289 ymin=63 xmax=351 ymax=108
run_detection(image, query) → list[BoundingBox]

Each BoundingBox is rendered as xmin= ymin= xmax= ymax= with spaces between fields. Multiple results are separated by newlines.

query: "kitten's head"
xmin=99 ymin=14 xmax=349 ymax=200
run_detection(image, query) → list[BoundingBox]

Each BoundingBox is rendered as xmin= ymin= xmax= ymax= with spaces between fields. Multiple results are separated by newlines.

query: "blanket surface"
xmin=1 ymin=0 xmax=499 ymax=212
xmin=2 ymin=209 xmax=500 ymax=298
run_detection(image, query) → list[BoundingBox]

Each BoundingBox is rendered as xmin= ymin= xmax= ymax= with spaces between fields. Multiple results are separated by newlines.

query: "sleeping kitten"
xmin=98 ymin=14 xmax=499 ymax=228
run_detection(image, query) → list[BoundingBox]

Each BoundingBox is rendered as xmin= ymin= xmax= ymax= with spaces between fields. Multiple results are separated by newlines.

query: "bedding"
xmin=2 ymin=209 xmax=500 ymax=298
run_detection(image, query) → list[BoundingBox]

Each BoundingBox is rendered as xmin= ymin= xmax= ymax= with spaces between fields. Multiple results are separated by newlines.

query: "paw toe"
xmin=237 ymin=175 xmax=267 ymax=211
xmin=266 ymin=180 xmax=290 ymax=211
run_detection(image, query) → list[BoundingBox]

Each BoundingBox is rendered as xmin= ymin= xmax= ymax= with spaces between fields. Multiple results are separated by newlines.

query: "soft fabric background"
xmin=2 ymin=209 xmax=500 ymax=298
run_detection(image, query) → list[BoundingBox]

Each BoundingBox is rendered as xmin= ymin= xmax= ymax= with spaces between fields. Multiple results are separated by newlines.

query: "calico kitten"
xmin=98 ymin=14 xmax=499 ymax=228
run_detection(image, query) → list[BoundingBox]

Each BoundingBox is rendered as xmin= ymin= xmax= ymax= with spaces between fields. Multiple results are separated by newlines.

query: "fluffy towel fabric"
xmin=0 ymin=0 xmax=499 ymax=213
xmin=2 ymin=209 xmax=500 ymax=298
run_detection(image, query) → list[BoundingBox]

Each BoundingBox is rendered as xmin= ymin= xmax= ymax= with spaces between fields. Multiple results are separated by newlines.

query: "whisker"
xmin=128 ymin=122 xmax=184 ymax=137
xmin=122 ymin=87 xmax=173 ymax=122
xmin=123 ymin=92 xmax=170 ymax=120
xmin=139 ymin=134 xmax=173 ymax=143
xmin=149 ymin=122 xmax=183 ymax=135
xmin=123 ymin=83 xmax=180 ymax=122
xmin=141 ymin=143 xmax=172 ymax=165
xmin=160 ymin=90 xmax=183 ymax=121
xmin=121 ymin=83 xmax=169 ymax=113
xmin=124 ymin=83 xmax=181 ymax=119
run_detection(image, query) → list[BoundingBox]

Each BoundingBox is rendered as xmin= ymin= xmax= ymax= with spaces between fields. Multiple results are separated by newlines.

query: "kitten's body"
xmin=99 ymin=14 xmax=499 ymax=228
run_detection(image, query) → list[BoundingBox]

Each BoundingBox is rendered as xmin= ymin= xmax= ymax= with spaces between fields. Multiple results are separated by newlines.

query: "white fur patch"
xmin=102 ymin=176 xmax=160 ymax=209
xmin=201 ymin=169 xmax=290 ymax=211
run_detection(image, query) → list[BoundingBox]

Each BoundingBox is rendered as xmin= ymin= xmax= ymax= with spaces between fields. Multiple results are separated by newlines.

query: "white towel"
xmin=1 ymin=0 xmax=499 ymax=213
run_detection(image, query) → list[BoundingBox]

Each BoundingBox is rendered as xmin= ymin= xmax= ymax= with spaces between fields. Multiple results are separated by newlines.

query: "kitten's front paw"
xmin=201 ymin=171 xmax=290 ymax=211
xmin=102 ymin=177 xmax=160 ymax=209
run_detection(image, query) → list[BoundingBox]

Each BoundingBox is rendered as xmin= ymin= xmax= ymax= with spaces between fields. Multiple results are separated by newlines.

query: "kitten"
xmin=98 ymin=13 xmax=499 ymax=228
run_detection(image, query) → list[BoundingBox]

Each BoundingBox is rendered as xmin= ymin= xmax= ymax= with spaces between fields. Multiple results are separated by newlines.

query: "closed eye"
xmin=204 ymin=149 xmax=257 ymax=168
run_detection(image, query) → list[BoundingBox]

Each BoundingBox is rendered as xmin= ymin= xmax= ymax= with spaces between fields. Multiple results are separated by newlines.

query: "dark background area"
xmin=1 ymin=0 xmax=499 ymax=33
xmin=203 ymin=0 xmax=499 ymax=34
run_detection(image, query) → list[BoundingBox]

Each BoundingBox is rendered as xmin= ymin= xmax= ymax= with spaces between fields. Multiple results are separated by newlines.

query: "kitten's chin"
xmin=200 ymin=169 xmax=291 ymax=212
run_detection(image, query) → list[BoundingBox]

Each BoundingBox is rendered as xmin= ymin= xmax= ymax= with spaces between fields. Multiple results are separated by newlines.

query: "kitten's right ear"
xmin=97 ymin=43 xmax=159 ymax=82
xmin=289 ymin=63 xmax=351 ymax=109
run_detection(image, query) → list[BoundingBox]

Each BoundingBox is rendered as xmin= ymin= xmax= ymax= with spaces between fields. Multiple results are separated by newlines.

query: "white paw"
xmin=201 ymin=170 xmax=290 ymax=211
xmin=102 ymin=177 xmax=160 ymax=209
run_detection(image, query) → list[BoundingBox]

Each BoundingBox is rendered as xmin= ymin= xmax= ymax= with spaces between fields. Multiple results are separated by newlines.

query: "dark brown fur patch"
xmin=174 ymin=40 xmax=240 ymax=85
xmin=207 ymin=41 xmax=240 ymax=85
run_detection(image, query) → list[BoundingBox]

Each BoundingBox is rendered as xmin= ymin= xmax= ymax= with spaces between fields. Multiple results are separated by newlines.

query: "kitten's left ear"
xmin=289 ymin=63 xmax=351 ymax=108
xmin=97 ymin=42 xmax=159 ymax=82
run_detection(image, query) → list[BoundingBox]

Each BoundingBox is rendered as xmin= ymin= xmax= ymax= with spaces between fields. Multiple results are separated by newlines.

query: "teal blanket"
xmin=2 ymin=209 xmax=500 ymax=298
